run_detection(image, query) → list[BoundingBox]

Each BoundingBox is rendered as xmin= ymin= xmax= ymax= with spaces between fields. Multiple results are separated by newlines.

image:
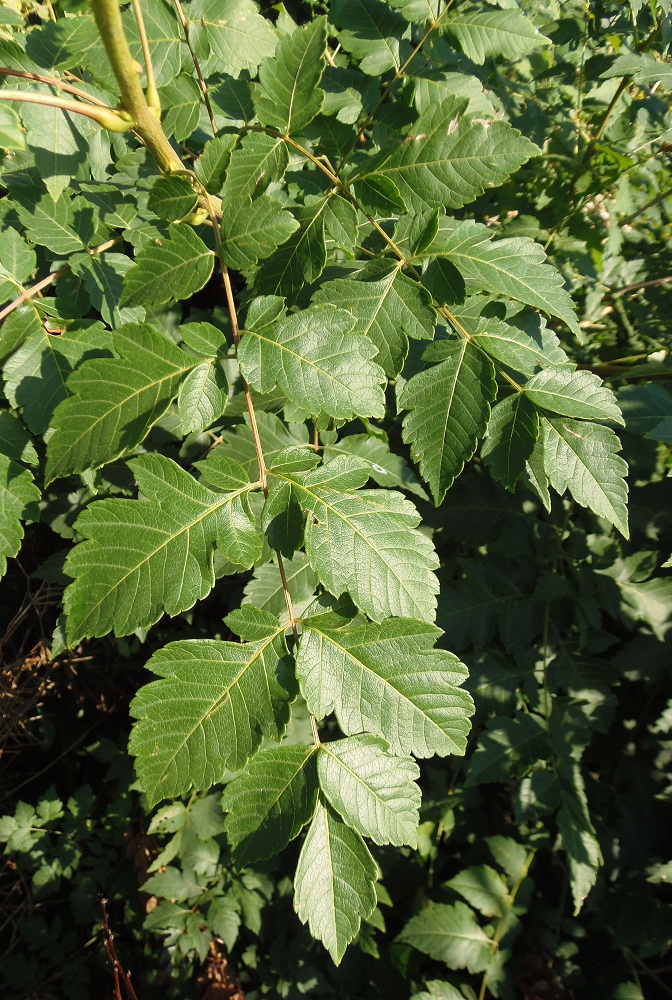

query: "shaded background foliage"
xmin=0 ymin=0 xmax=671 ymax=998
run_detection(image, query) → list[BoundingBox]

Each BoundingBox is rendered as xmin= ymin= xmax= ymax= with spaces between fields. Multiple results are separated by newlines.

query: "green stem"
xmin=0 ymin=89 xmax=130 ymax=131
xmin=90 ymin=0 xmax=182 ymax=173
xmin=130 ymin=0 xmax=160 ymax=111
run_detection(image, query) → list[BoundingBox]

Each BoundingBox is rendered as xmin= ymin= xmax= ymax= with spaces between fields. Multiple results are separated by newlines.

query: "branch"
xmin=0 ymin=89 xmax=131 ymax=131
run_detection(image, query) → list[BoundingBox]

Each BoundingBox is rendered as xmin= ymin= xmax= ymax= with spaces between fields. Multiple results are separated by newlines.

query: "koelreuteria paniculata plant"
xmin=0 ymin=0 xmax=669 ymax=969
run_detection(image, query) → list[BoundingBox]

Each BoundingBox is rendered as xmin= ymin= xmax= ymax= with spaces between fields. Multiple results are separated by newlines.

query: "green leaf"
xmin=222 ymin=745 xmax=318 ymax=866
xmin=253 ymin=17 xmax=326 ymax=135
xmin=525 ymin=370 xmax=624 ymax=424
xmin=422 ymin=221 xmax=580 ymax=336
xmin=221 ymin=132 xmax=289 ymax=202
xmin=329 ymin=0 xmax=408 ymax=76
xmin=243 ymin=553 xmax=318 ymax=616
xmin=399 ymin=902 xmax=492 ymax=974
xmin=312 ymin=260 xmax=436 ymax=378
xmin=0 ymin=411 xmax=37 ymax=466
xmin=358 ymin=99 xmax=538 ymax=213
xmin=444 ymin=9 xmax=550 ymax=64
xmin=129 ymin=625 xmax=296 ymax=805
xmin=254 ymin=198 xmax=329 ymax=296
xmin=15 ymin=192 xmax=84 ymax=256
xmin=220 ymin=195 xmax=299 ymax=270
xmin=195 ymin=134 xmax=238 ymax=195
xmin=557 ymin=761 xmax=602 ymax=915
xmin=0 ymin=455 xmax=41 ymax=579
xmin=239 ymin=301 xmax=386 ymax=419
xmin=45 ymin=323 xmax=195 ymax=482
xmin=445 ymin=865 xmax=510 ymax=918
xmin=297 ymin=609 xmax=472 ymax=756
xmin=277 ymin=458 xmax=440 ymax=621
xmin=207 ymin=411 xmax=309 ymax=480
xmin=541 ymin=417 xmax=629 ymax=538
xmin=121 ymin=225 xmax=215 ymax=308
xmin=352 ymin=174 xmax=408 ymax=217
xmin=411 ymin=983 xmax=463 ymax=1000
xmin=177 ymin=360 xmax=228 ymax=434
xmin=197 ymin=0 xmax=277 ymax=76
xmin=19 ymin=102 xmax=90 ymax=201
xmin=0 ymin=228 xmax=35 ymax=298
xmin=294 ymin=799 xmax=377 ymax=964
xmin=261 ymin=478 xmax=305 ymax=557
xmin=400 ymin=339 xmax=497 ymax=504
xmin=159 ymin=75 xmax=202 ymax=141
xmin=147 ymin=176 xmax=199 ymax=222
xmin=63 ymin=453 xmax=262 ymax=642
xmin=4 ymin=322 xmax=113 ymax=436
xmin=466 ymin=713 xmax=549 ymax=786
xmin=323 ymin=434 xmax=428 ymax=500
xmin=324 ymin=196 xmax=359 ymax=252
xmin=317 ymin=735 xmax=421 ymax=847
xmin=481 ymin=394 xmax=539 ymax=491
xmin=469 ymin=312 xmax=572 ymax=376
xmin=70 ymin=253 xmax=144 ymax=328
xmin=124 ymin=0 xmax=183 ymax=88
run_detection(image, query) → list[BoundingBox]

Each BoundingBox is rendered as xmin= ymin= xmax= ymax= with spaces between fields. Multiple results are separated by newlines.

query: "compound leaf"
xmin=444 ymin=9 xmax=550 ymax=64
xmin=253 ymin=17 xmax=327 ymax=134
xmin=121 ymin=225 xmax=215 ymax=308
xmin=294 ymin=799 xmax=377 ymax=964
xmin=219 ymin=195 xmax=299 ymax=270
xmin=524 ymin=369 xmax=624 ymax=425
xmin=197 ymin=0 xmax=277 ymax=76
xmin=481 ymin=393 xmax=539 ymax=491
xmin=399 ymin=901 xmax=491 ymax=974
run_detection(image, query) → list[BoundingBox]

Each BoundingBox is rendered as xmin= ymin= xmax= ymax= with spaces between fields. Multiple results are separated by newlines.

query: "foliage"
xmin=0 ymin=0 xmax=671 ymax=997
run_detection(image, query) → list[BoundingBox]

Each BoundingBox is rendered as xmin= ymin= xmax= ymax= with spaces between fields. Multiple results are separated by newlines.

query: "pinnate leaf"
xmin=444 ymin=9 xmax=550 ymax=64
xmin=222 ymin=745 xmax=318 ymax=866
xmin=317 ymin=735 xmax=421 ymax=847
xmin=197 ymin=0 xmax=277 ymax=76
xmin=401 ymin=339 xmax=497 ymax=504
xmin=294 ymin=799 xmax=377 ymax=964
xmin=524 ymin=369 xmax=624 ymax=424
xmin=330 ymin=0 xmax=407 ymax=76
xmin=177 ymin=360 xmax=228 ymax=434
xmin=121 ymin=225 xmax=215 ymax=308
xmin=243 ymin=554 xmax=318 ymax=617
xmin=253 ymin=17 xmax=327 ymax=134
xmin=297 ymin=607 xmax=473 ymax=756
xmin=63 ymin=453 xmax=261 ymax=642
xmin=129 ymin=624 xmax=296 ymax=805
xmin=239 ymin=301 xmax=386 ymax=420
xmin=219 ymin=195 xmax=299 ymax=270
xmin=541 ymin=417 xmax=629 ymax=537
xmin=399 ymin=901 xmax=492 ymax=974
xmin=481 ymin=394 xmax=539 ymax=491
xmin=147 ymin=175 xmax=198 ymax=222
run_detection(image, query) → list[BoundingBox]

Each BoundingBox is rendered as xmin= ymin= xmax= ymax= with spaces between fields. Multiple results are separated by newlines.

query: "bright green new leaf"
xmin=129 ymin=625 xmax=296 ymax=805
xmin=401 ymin=339 xmax=497 ymax=504
xmin=312 ymin=260 xmax=436 ymax=377
xmin=121 ymin=225 xmax=215 ymax=308
xmin=0 ymin=455 xmax=41 ymax=579
xmin=357 ymin=99 xmax=537 ymax=213
xmin=317 ymin=735 xmax=421 ymax=847
xmin=253 ymin=17 xmax=327 ymax=135
xmin=294 ymin=799 xmax=377 ymax=964
xmin=399 ymin=901 xmax=492 ymax=974
xmin=422 ymin=220 xmax=580 ymax=336
xmin=541 ymin=416 xmax=629 ymax=537
xmin=525 ymin=369 xmax=624 ymax=424
xmin=238 ymin=302 xmax=386 ymax=419
xmin=177 ymin=360 xmax=228 ymax=434
xmin=197 ymin=0 xmax=277 ymax=76
xmin=219 ymin=195 xmax=299 ymax=270
xmin=45 ymin=323 xmax=196 ymax=482
xmin=63 ymin=453 xmax=261 ymax=642
xmin=444 ymin=9 xmax=551 ymax=64
xmin=222 ymin=745 xmax=318 ymax=866
xmin=275 ymin=458 xmax=440 ymax=621
xmin=297 ymin=609 xmax=472 ymax=755
xmin=481 ymin=394 xmax=539 ymax=491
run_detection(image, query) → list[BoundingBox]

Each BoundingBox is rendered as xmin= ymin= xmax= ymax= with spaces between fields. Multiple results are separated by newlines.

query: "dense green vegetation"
xmin=0 ymin=0 xmax=671 ymax=997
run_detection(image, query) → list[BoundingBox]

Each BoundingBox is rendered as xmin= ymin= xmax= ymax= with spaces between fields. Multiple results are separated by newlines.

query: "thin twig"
xmin=0 ymin=68 xmax=109 ymax=105
xmin=621 ymin=184 xmax=672 ymax=226
xmin=130 ymin=0 xmax=160 ymax=110
xmin=171 ymin=0 xmax=217 ymax=134
xmin=100 ymin=898 xmax=140 ymax=1000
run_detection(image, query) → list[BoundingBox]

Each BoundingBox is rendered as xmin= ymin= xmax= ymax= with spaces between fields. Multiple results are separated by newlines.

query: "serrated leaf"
xmin=239 ymin=302 xmax=385 ymax=419
xmin=469 ymin=312 xmax=572 ymax=376
xmin=129 ymin=627 xmax=296 ymax=805
xmin=357 ymin=99 xmax=537 ymax=213
xmin=121 ymin=225 xmax=214 ymax=308
xmin=297 ymin=612 xmax=472 ymax=756
xmin=243 ymin=553 xmax=318 ymax=616
xmin=323 ymin=434 xmax=428 ymax=500
xmin=20 ymin=102 xmax=89 ymax=200
xmin=312 ymin=260 xmax=436 ymax=378
xmin=557 ymin=761 xmax=602 ymax=915
xmin=159 ymin=75 xmax=201 ymax=142
xmin=208 ymin=411 xmax=309 ymax=479
xmin=253 ymin=17 xmax=326 ymax=134
xmin=147 ymin=175 xmax=199 ymax=222
xmin=399 ymin=902 xmax=492 ymax=973
xmin=0 ymin=411 xmax=38 ymax=466
xmin=423 ymin=221 xmax=580 ymax=336
xmin=353 ymin=174 xmax=408 ymax=217
xmin=0 ymin=454 xmax=41 ymax=579
xmin=177 ymin=360 xmax=228 ymax=433
xmin=254 ymin=198 xmax=329 ymax=296
xmin=63 ymin=453 xmax=262 ymax=642
xmin=0 ymin=228 xmax=35 ymax=295
xmin=444 ymin=9 xmax=550 ymax=64
xmin=46 ymin=323 xmax=196 ymax=482
xmin=221 ymin=132 xmax=289 ymax=202
xmin=525 ymin=370 xmax=624 ymax=424
xmin=70 ymin=253 xmax=143 ymax=329
xmin=446 ymin=865 xmax=510 ymax=918
xmin=466 ymin=713 xmax=549 ymax=786
xmin=197 ymin=0 xmax=277 ymax=76
xmin=4 ymin=322 xmax=113 ymax=436
xmin=294 ymin=799 xmax=377 ymax=964
xmin=276 ymin=458 xmax=440 ymax=621
xmin=220 ymin=195 xmax=299 ymax=270
xmin=401 ymin=339 xmax=497 ymax=504
xmin=195 ymin=134 xmax=238 ymax=194
xmin=541 ymin=417 xmax=629 ymax=537
xmin=330 ymin=0 xmax=408 ymax=75
xmin=318 ymin=735 xmax=420 ymax=846
xmin=261 ymin=478 xmax=305 ymax=557
xmin=124 ymin=0 xmax=183 ymax=88
xmin=481 ymin=394 xmax=539 ymax=491
xmin=222 ymin=745 xmax=318 ymax=866
xmin=15 ymin=192 xmax=84 ymax=256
